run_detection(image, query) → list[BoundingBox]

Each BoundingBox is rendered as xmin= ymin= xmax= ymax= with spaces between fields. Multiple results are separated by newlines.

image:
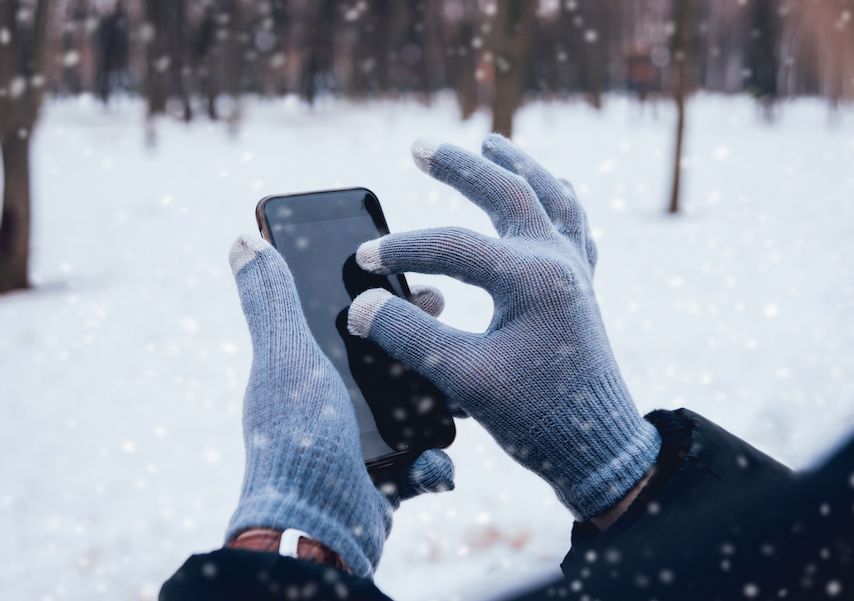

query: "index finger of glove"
xmin=357 ymin=227 xmax=512 ymax=299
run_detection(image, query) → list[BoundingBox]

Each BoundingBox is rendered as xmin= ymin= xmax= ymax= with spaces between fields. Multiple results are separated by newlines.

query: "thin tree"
xmin=300 ymin=0 xmax=336 ymax=105
xmin=218 ymin=0 xmax=244 ymax=132
xmin=192 ymin=2 xmax=219 ymax=120
xmin=489 ymin=0 xmax=536 ymax=136
xmin=143 ymin=0 xmax=191 ymax=130
xmin=0 ymin=0 xmax=52 ymax=293
xmin=667 ymin=0 xmax=695 ymax=214
xmin=95 ymin=0 xmax=130 ymax=104
xmin=446 ymin=0 xmax=481 ymax=119
xmin=745 ymin=0 xmax=781 ymax=120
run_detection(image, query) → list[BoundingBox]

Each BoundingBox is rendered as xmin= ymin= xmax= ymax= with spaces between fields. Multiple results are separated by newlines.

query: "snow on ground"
xmin=1 ymin=93 xmax=853 ymax=600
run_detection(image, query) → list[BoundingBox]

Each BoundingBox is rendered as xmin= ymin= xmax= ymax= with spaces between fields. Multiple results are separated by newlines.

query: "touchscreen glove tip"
xmin=355 ymin=238 xmax=385 ymax=273
xmin=411 ymin=137 xmax=442 ymax=173
xmin=348 ymin=288 xmax=394 ymax=338
xmin=229 ymin=234 xmax=270 ymax=275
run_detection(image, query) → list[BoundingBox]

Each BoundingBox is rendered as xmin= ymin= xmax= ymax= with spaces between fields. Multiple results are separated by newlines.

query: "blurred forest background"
xmin=1 ymin=0 xmax=853 ymax=293
xmin=2 ymin=5 xmax=854 ymax=598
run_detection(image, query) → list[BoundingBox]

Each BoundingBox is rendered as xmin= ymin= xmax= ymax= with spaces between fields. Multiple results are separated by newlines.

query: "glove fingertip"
xmin=481 ymin=132 xmax=510 ymax=156
xmin=356 ymin=238 xmax=387 ymax=273
xmin=229 ymin=234 xmax=273 ymax=276
xmin=411 ymin=136 xmax=442 ymax=173
xmin=409 ymin=285 xmax=445 ymax=317
xmin=409 ymin=450 xmax=455 ymax=494
xmin=348 ymin=288 xmax=394 ymax=338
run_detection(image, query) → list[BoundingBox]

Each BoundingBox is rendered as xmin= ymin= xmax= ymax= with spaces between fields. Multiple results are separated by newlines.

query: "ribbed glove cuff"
xmin=549 ymin=370 xmax=662 ymax=519
xmin=226 ymin=489 xmax=390 ymax=578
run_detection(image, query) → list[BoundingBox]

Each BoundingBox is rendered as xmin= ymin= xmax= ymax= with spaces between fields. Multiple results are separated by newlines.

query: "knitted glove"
xmin=225 ymin=235 xmax=453 ymax=577
xmin=348 ymin=135 xmax=661 ymax=520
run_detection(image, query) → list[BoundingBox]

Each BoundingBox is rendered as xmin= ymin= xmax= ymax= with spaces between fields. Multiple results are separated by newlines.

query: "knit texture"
xmin=349 ymin=134 xmax=661 ymax=520
xmin=225 ymin=236 xmax=456 ymax=577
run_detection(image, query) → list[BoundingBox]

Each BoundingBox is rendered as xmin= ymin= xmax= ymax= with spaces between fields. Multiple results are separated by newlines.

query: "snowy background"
xmin=1 ymin=95 xmax=853 ymax=600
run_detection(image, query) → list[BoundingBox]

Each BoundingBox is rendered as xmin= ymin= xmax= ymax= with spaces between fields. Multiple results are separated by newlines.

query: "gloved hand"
xmin=225 ymin=235 xmax=453 ymax=577
xmin=348 ymin=135 xmax=661 ymax=520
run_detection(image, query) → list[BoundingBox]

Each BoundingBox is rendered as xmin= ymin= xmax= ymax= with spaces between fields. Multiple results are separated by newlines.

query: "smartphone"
xmin=256 ymin=188 xmax=455 ymax=471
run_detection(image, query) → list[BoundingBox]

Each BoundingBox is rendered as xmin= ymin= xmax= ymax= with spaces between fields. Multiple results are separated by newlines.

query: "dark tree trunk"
xmin=455 ymin=32 xmax=479 ymax=120
xmin=193 ymin=5 xmax=220 ymax=120
xmin=447 ymin=0 xmax=480 ymax=120
xmin=746 ymin=0 xmax=781 ymax=120
xmin=579 ymin=0 xmax=608 ymax=109
xmin=144 ymin=0 xmax=168 ymax=117
xmin=556 ymin=0 xmax=612 ymax=108
xmin=96 ymin=4 xmax=130 ymax=104
xmin=144 ymin=0 xmax=190 ymax=123
xmin=0 ymin=0 xmax=50 ymax=293
xmin=490 ymin=0 xmax=536 ymax=136
xmin=301 ymin=0 xmax=336 ymax=105
xmin=668 ymin=0 xmax=695 ymax=215
xmin=414 ymin=0 xmax=443 ymax=100
xmin=668 ymin=84 xmax=687 ymax=214
xmin=0 ymin=134 xmax=32 ymax=292
xmin=222 ymin=0 xmax=244 ymax=134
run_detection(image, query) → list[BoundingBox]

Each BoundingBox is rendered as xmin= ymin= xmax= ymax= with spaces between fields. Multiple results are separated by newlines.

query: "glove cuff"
xmin=226 ymin=490 xmax=390 ymax=578
xmin=549 ymin=369 xmax=662 ymax=519
xmin=225 ymin=445 xmax=392 ymax=578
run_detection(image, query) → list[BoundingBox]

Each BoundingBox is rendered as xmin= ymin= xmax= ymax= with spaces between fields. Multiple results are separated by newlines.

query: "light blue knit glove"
xmin=348 ymin=135 xmax=662 ymax=520
xmin=225 ymin=235 xmax=454 ymax=577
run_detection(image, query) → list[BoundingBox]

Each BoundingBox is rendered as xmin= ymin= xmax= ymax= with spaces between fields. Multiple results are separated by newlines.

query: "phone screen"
xmin=259 ymin=188 xmax=454 ymax=466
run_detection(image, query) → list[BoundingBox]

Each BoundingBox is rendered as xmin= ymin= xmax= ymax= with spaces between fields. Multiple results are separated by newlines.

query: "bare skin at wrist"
xmin=590 ymin=467 xmax=655 ymax=531
xmin=227 ymin=528 xmax=350 ymax=573
xmin=226 ymin=453 xmax=656 ymax=563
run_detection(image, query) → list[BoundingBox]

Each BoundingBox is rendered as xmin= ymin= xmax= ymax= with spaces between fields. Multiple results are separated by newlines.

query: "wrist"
xmin=590 ymin=465 xmax=655 ymax=531
xmin=226 ymin=489 xmax=390 ymax=578
xmin=227 ymin=528 xmax=351 ymax=573
xmin=587 ymin=409 xmax=695 ymax=531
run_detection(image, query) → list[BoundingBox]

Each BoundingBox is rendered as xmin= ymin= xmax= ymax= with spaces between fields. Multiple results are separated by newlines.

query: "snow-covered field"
xmin=1 ymin=94 xmax=853 ymax=601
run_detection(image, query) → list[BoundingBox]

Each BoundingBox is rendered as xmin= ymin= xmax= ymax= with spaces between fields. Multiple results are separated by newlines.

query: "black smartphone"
xmin=256 ymin=188 xmax=455 ymax=471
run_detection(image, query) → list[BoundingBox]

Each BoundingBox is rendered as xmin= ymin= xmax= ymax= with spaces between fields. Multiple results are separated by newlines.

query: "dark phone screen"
xmin=261 ymin=189 xmax=454 ymax=464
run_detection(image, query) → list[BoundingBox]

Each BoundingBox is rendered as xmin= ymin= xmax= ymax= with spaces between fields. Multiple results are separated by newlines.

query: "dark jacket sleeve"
xmin=159 ymin=548 xmax=392 ymax=601
xmin=550 ymin=408 xmax=854 ymax=601
xmin=160 ymin=409 xmax=854 ymax=601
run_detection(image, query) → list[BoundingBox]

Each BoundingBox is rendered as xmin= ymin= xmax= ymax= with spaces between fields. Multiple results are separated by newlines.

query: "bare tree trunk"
xmin=301 ymin=0 xmax=335 ymax=105
xmin=580 ymin=0 xmax=608 ymax=110
xmin=455 ymin=36 xmax=479 ymax=120
xmin=0 ymin=134 xmax=31 ymax=291
xmin=0 ymin=0 xmax=51 ymax=293
xmin=668 ymin=0 xmax=694 ymax=215
xmin=745 ymin=0 xmax=781 ymax=121
xmin=143 ymin=0 xmax=191 ymax=140
xmin=221 ymin=0 xmax=243 ymax=135
xmin=668 ymin=79 xmax=686 ymax=214
xmin=490 ymin=0 xmax=535 ymax=136
xmin=144 ymin=0 xmax=169 ymax=117
xmin=415 ymin=0 xmax=444 ymax=101
xmin=448 ymin=0 xmax=480 ymax=120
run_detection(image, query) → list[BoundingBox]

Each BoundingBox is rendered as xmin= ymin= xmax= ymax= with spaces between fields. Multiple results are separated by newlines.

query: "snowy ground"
xmin=1 ymin=93 xmax=853 ymax=601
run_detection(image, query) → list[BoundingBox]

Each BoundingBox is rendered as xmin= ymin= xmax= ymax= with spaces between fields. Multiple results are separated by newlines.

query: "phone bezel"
xmin=255 ymin=187 xmax=455 ymax=472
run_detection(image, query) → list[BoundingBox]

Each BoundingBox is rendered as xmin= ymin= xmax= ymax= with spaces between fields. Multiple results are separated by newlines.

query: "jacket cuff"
xmin=566 ymin=408 xmax=694 ymax=544
xmin=562 ymin=408 xmax=792 ymax=578
xmin=160 ymin=549 xmax=393 ymax=601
